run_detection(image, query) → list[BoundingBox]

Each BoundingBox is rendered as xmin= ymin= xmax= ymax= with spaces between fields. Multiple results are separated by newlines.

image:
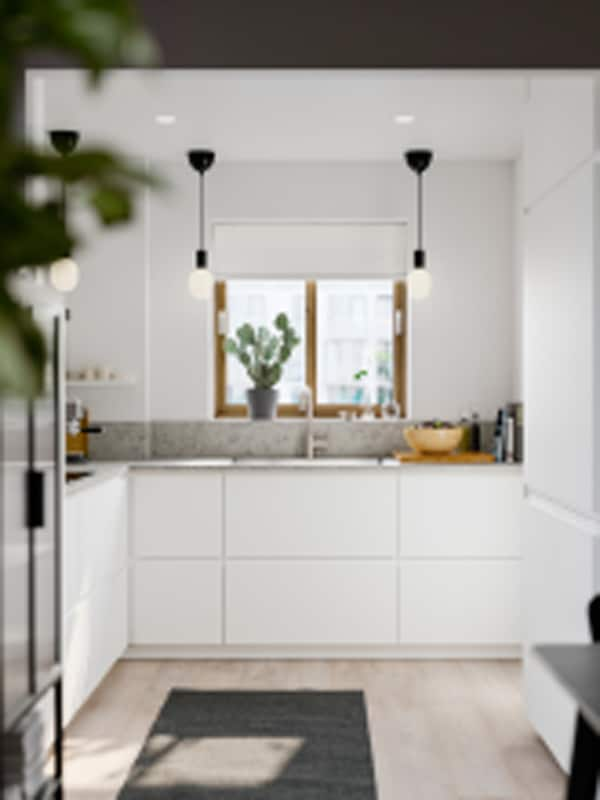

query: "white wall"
xmin=67 ymin=160 xmax=517 ymax=422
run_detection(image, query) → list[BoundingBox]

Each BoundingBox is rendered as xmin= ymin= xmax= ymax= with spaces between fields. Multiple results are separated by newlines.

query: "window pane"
xmin=316 ymin=280 xmax=394 ymax=406
xmin=226 ymin=280 xmax=306 ymax=404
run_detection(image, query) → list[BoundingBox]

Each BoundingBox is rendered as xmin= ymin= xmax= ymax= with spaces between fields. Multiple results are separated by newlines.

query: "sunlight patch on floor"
xmin=130 ymin=735 xmax=305 ymax=789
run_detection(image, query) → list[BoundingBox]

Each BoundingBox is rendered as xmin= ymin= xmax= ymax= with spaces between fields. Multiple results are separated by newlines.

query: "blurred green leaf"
xmin=0 ymin=284 xmax=46 ymax=396
xmin=0 ymin=0 xmax=162 ymax=395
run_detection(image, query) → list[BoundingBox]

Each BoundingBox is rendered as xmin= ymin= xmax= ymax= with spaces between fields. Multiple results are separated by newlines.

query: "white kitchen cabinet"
xmin=523 ymin=78 xmax=598 ymax=208
xmin=132 ymin=470 xmax=222 ymax=558
xmin=524 ymin=164 xmax=600 ymax=513
xmin=399 ymin=560 xmax=521 ymax=645
xmin=226 ymin=561 xmax=396 ymax=645
xmin=63 ymin=599 xmax=92 ymax=724
xmin=63 ymin=490 xmax=91 ymax=613
xmin=225 ymin=471 xmax=396 ymax=558
xmin=62 ymin=472 xmax=128 ymax=726
xmin=400 ymin=467 xmax=522 ymax=558
xmin=91 ymin=569 xmax=127 ymax=688
xmin=522 ymin=497 xmax=600 ymax=769
xmin=87 ymin=477 xmax=128 ymax=583
xmin=131 ymin=560 xmax=221 ymax=645
xmin=123 ymin=466 xmax=521 ymax=655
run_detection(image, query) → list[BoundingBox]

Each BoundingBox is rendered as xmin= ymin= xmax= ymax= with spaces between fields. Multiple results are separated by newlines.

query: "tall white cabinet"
xmin=522 ymin=76 xmax=600 ymax=772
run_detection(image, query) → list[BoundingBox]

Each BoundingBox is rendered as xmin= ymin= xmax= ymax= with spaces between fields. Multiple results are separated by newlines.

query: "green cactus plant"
xmin=224 ymin=313 xmax=301 ymax=389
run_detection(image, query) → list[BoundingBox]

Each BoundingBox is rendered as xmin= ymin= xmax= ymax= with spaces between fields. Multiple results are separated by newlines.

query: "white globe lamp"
xmin=49 ymin=257 xmax=80 ymax=293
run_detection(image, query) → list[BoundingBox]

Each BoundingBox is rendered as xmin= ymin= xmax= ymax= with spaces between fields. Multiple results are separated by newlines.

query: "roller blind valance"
xmin=212 ymin=221 xmax=407 ymax=278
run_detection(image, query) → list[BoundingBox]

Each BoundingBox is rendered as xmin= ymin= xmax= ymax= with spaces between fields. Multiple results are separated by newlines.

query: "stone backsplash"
xmin=89 ymin=419 xmax=496 ymax=461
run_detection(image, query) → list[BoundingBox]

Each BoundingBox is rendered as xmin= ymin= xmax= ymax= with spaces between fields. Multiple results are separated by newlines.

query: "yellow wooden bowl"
xmin=403 ymin=426 xmax=463 ymax=455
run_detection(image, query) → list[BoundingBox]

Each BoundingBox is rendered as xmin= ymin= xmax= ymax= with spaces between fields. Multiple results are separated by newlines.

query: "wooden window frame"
xmin=214 ymin=279 xmax=407 ymax=418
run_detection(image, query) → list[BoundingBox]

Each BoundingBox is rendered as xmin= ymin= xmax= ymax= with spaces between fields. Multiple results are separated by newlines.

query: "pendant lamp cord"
xmin=417 ymin=171 xmax=423 ymax=251
xmin=198 ymin=172 xmax=205 ymax=250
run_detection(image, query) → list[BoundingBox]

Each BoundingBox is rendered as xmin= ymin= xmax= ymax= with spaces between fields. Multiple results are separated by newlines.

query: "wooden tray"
xmin=393 ymin=450 xmax=495 ymax=464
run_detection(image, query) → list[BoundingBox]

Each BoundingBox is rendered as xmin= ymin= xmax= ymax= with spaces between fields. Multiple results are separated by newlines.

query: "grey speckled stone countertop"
xmin=65 ymin=458 xmax=522 ymax=495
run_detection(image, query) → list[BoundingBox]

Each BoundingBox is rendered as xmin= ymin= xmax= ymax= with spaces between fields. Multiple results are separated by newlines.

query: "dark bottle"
xmin=494 ymin=409 xmax=504 ymax=462
xmin=471 ymin=412 xmax=481 ymax=452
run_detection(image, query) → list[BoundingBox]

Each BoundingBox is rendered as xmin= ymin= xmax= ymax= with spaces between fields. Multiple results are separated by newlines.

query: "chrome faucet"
xmin=299 ymin=386 xmax=328 ymax=459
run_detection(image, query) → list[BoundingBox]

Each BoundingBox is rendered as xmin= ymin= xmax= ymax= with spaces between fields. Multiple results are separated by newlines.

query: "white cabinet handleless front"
xmin=400 ymin=467 xmax=522 ymax=557
xmin=63 ymin=471 xmax=128 ymax=725
xmin=225 ymin=471 xmax=396 ymax=558
xmin=131 ymin=561 xmax=221 ymax=645
xmin=132 ymin=471 xmax=222 ymax=558
xmin=399 ymin=560 xmax=521 ymax=645
xmin=226 ymin=561 xmax=396 ymax=645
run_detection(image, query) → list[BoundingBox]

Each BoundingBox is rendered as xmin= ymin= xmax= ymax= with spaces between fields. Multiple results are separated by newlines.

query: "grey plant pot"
xmin=246 ymin=388 xmax=279 ymax=420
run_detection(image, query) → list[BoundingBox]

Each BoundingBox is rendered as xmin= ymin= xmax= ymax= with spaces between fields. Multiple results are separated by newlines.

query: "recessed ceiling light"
xmin=155 ymin=114 xmax=176 ymax=126
xmin=394 ymin=114 xmax=415 ymax=125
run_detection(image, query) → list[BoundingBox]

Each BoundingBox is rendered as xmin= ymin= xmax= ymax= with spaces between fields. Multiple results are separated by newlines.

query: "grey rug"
xmin=117 ymin=690 xmax=377 ymax=799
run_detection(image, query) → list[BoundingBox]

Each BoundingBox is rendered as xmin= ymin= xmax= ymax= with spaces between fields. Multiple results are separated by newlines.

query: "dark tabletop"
xmin=536 ymin=645 xmax=600 ymax=735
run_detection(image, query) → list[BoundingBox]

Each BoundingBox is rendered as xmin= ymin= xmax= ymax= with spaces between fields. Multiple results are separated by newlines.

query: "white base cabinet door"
xmin=226 ymin=561 xmax=396 ymax=645
xmin=132 ymin=471 xmax=222 ymax=558
xmin=400 ymin=467 xmax=522 ymax=558
xmin=399 ymin=561 xmax=521 ymax=645
xmin=225 ymin=472 xmax=396 ymax=558
xmin=131 ymin=561 xmax=222 ymax=645
xmin=62 ymin=473 xmax=128 ymax=725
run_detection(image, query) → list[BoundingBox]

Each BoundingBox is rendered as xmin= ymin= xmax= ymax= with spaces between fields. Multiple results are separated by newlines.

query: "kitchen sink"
xmin=231 ymin=457 xmax=383 ymax=467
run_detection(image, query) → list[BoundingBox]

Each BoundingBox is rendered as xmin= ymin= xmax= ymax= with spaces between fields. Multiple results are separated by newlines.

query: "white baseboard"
xmin=124 ymin=643 xmax=522 ymax=661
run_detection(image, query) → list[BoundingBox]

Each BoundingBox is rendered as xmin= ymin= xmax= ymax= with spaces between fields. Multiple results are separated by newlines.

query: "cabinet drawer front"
xmin=64 ymin=476 xmax=128 ymax=612
xmin=90 ymin=569 xmax=127 ymax=689
xmin=63 ymin=493 xmax=89 ymax=613
xmin=226 ymin=561 xmax=396 ymax=645
xmin=400 ymin=469 xmax=522 ymax=557
xmin=399 ymin=561 xmax=521 ymax=645
xmin=131 ymin=561 xmax=221 ymax=645
xmin=132 ymin=472 xmax=222 ymax=558
xmin=225 ymin=472 xmax=396 ymax=557
xmin=63 ymin=600 xmax=92 ymax=725
xmin=86 ymin=476 xmax=128 ymax=581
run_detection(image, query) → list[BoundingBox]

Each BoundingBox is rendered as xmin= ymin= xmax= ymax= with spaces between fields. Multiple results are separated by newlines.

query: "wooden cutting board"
xmin=394 ymin=450 xmax=496 ymax=464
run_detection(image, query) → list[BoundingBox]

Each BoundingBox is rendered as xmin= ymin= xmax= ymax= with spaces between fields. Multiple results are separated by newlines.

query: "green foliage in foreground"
xmin=0 ymin=0 xmax=161 ymax=396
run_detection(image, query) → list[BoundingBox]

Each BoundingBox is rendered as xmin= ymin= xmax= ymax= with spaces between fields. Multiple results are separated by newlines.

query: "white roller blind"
xmin=212 ymin=221 xmax=407 ymax=278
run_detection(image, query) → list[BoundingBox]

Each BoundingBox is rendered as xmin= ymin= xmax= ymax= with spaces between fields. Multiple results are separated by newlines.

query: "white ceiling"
xmin=30 ymin=69 xmax=528 ymax=162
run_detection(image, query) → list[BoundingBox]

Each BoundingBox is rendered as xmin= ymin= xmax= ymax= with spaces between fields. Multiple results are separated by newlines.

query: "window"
xmin=316 ymin=280 xmax=394 ymax=406
xmin=224 ymin=280 xmax=306 ymax=404
xmin=215 ymin=279 xmax=407 ymax=417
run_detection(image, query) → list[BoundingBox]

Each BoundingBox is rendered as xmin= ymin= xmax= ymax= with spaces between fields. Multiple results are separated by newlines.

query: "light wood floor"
xmin=63 ymin=659 xmax=565 ymax=800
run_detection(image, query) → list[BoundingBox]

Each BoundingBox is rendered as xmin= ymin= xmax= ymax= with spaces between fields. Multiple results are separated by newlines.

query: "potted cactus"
xmin=224 ymin=313 xmax=301 ymax=419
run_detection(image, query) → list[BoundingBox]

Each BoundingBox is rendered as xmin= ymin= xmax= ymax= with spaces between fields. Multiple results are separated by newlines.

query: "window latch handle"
xmin=394 ymin=309 xmax=404 ymax=336
xmin=217 ymin=310 xmax=228 ymax=336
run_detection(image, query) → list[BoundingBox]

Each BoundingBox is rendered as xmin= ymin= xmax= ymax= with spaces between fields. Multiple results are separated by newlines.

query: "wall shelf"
xmin=66 ymin=378 xmax=136 ymax=388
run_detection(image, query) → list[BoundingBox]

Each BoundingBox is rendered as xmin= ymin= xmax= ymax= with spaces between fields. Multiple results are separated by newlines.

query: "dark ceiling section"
xmin=135 ymin=0 xmax=600 ymax=69
xmin=24 ymin=0 xmax=600 ymax=68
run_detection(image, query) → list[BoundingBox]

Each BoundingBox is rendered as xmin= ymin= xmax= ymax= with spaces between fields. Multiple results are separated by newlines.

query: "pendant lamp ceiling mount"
xmin=405 ymin=149 xmax=433 ymax=175
xmin=188 ymin=149 xmax=215 ymax=175
xmin=49 ymin=129 xmax=80 ymax=158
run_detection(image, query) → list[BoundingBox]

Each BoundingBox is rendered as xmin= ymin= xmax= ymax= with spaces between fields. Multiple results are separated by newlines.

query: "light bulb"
xmin=49 ymin=257 xmax=80 ymax=293
xmin=188 ymin=267 xmax=213 ymax=299
xmin=407 ymin=267 xmax=432 ymax=300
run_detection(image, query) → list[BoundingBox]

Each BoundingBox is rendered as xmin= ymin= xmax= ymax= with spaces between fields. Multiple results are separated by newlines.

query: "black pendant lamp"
xmin=405 ymin=149 xmax=434 ymax=299
xmin=48 ymin=129 xmax=81 ymax=293
xmin=187 ymin=149 xmax=215 ymax=299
